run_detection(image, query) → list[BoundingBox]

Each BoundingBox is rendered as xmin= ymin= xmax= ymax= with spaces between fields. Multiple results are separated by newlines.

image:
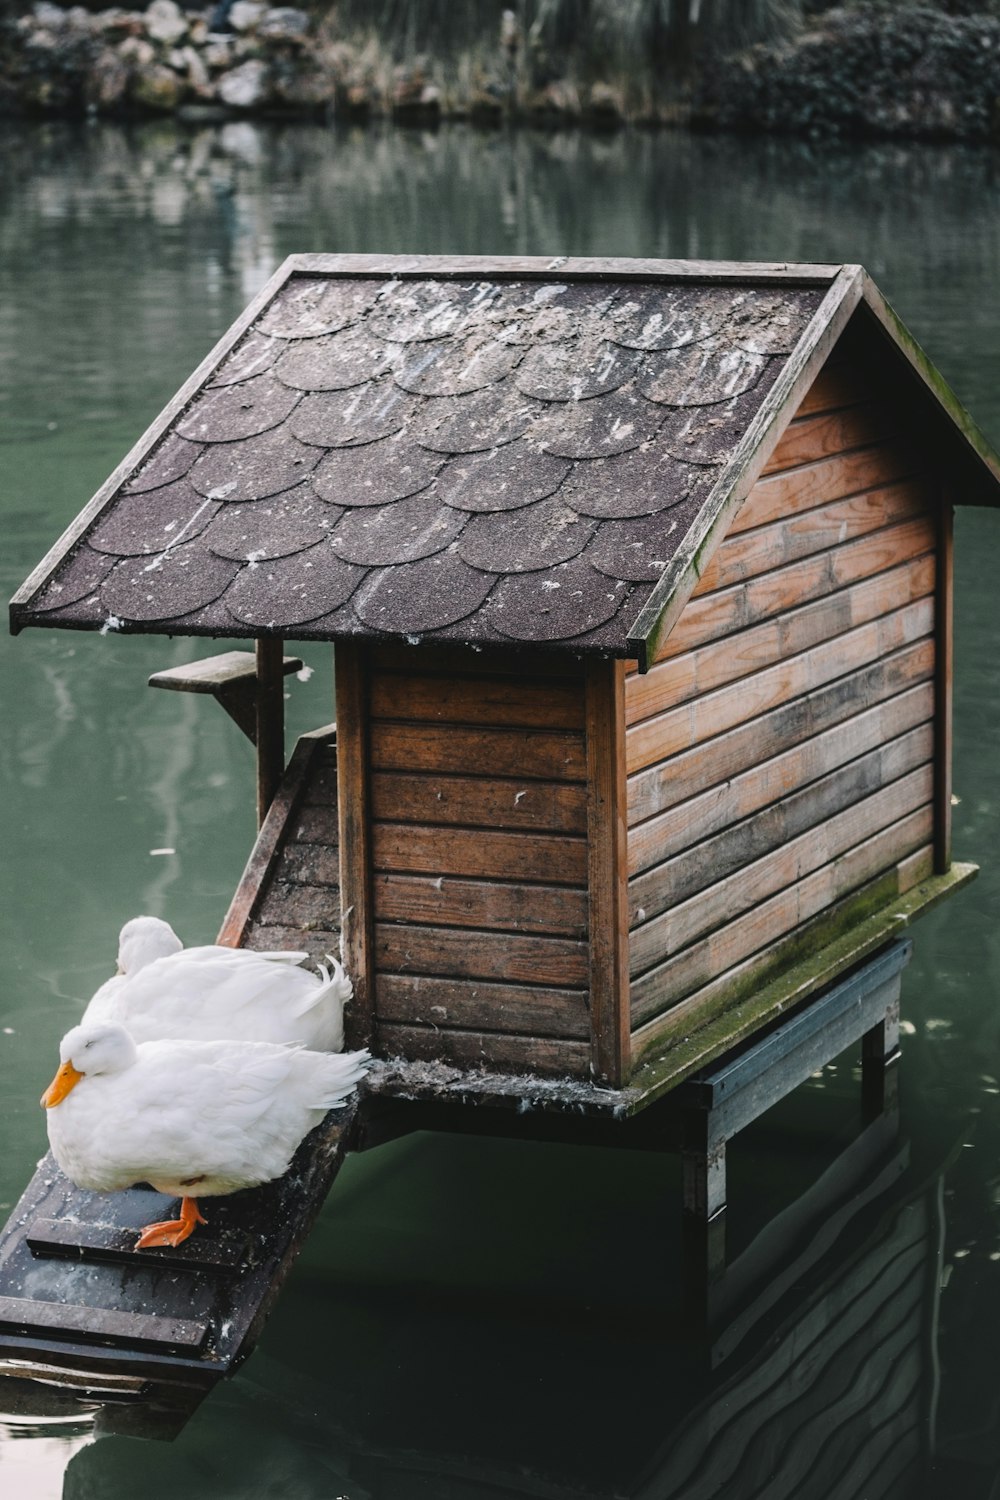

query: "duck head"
xmin=116 ymin=915 xmax=183 ymax=976
xmin=41 ymin=1022 xmax=138 ymax=1108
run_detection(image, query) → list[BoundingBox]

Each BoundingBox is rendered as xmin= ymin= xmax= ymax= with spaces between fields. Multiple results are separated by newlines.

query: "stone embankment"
xmin=0 ymin=0 xmax=635 ymax=120
xmin=3 ymin=1 xmax=337 ymax=115
xmin=5 ymin=0 xmax=1000 ymax=138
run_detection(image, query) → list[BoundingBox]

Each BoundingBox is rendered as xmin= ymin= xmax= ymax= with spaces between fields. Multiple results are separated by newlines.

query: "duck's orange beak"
xmin=41 ymin=1061 xmax=84 ymax=1108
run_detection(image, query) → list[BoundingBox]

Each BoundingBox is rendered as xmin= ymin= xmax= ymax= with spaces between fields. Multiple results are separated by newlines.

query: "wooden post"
xmin=585 ymin=659 xmax=630 ymax=1086
xmin=335 ymin=642 xmax=375 ymax=1051
xmin=255 ymin=637 xmax=285 ymax=828
xmin=861 ymin=996 xmax=901 ymax=1123
xmin=680 ymin=1107 xmax=728 ymax=1291
xmin=933 ymin=501 xmax=954 ymax=873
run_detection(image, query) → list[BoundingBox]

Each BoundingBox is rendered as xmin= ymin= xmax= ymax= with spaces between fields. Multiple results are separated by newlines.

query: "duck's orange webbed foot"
xmin=135 ymin=1196 xmax=207 ymax=1250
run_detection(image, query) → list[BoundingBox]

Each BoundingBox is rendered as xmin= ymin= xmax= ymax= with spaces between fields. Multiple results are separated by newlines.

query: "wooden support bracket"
xmin=148 ymin=649 xmax=304 ymax=744
xmin=149 ymin=645 xmax=305 ymax=826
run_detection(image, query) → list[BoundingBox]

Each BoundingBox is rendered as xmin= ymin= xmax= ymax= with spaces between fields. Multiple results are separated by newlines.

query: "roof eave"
xmin=624 ymin=264 xmax=1000 ymax=673
xmin=625 ymin=264 xmax=866 ymax=672
xmin=9 ymin=256 xmax=302 ymax=637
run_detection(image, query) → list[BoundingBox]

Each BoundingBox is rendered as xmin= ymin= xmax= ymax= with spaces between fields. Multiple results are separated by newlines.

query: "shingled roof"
xmin=12 ymin=255 xmax=1000 ymax=667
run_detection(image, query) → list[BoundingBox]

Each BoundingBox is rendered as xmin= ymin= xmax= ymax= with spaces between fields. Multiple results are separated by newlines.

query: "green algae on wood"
xmin=628 ymin=862 xmax=978 ymax=1105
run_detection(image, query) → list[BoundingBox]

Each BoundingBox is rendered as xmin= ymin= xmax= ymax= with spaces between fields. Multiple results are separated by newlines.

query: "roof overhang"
xmin=11 ymin=255 xmax=1000 ymax=670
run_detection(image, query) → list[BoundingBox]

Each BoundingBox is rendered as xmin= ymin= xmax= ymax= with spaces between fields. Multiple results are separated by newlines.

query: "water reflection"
xmin=4 ymin=124 xmax=1000 ymax=362
xmin=0 ymin=1394 xmax=95 ymax=1500
xmin=3 ymin=116 xmax=1000 ymax=1499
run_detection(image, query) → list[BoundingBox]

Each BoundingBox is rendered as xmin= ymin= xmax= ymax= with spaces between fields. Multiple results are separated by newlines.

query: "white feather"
xmin=82 ymin=918 xmax=353 ymax=1052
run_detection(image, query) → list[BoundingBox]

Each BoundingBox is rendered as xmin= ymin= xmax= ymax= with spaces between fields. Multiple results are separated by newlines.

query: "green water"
xmin=1 ymin=118 xmax=999 ymax=1499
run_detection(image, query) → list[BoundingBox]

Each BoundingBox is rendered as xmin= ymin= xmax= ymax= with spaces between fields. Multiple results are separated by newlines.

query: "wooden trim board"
xmin=627 ymin=266 xmax=866 ymax=667
xmin=287 ymin=253 xmax=846 ymax=283
xmin=934 ymin=502 xmax=954 ymax=872
xmin=585 ymin=659 xmax=630 ymax=1085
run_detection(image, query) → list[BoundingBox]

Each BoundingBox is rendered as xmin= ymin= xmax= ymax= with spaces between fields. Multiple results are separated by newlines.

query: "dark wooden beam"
xmin=934 ymin=502 xmax=954 ymax=873
xmin=335 ymin=642 xmax=375 ymax=1050
xmin=255 ymin=638 xmax=286 ymax=827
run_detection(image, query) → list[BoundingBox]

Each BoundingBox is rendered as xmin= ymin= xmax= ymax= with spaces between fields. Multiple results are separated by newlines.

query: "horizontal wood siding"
xmin=370 ymin=659 xmax=591 ymax=1073
xmin=627 ymin=365 xmax=939 ymax=1044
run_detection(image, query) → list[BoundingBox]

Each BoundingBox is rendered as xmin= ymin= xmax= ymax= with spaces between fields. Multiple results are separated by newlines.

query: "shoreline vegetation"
xmin=3 ymin=0 xmax=1000 ymax=141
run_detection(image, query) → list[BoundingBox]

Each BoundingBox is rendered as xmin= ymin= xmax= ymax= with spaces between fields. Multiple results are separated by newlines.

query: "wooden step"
xmin=0 ymin=1102 xmax=359 ymax=1387
xmin=26 ymin=1213 xmax=250 ymax=1275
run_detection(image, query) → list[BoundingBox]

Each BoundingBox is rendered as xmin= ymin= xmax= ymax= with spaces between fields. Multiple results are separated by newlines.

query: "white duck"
xmin=84 ymin=916 xmax=352 ymax=1053
xmin=83 ymin=916 xmax=185 ymax=1025
xmin=42 ymin=1021 xmax=370 ymax=1249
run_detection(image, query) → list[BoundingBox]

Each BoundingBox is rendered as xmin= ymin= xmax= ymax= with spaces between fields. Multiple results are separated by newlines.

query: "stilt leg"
xmin=862 ymin=995 xmax=901 ymax=1123
xmin=681 ymin=1108 xmax=727 ymax=1296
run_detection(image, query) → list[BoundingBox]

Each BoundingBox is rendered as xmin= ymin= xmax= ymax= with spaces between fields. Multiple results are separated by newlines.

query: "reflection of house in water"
xmin=335 ymin=1123 xmax=946 ymax=1500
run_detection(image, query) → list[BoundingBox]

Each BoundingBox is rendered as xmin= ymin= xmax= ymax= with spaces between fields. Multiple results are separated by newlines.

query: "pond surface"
xmin=1 ymin=117 xmax=999 ymax=1499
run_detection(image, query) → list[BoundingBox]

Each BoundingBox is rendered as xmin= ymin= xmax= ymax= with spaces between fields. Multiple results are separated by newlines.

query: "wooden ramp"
xmin=0 ymin=727 xmax=351 ymax=1392
xmin=0 ymin=1104 xmax=357 ymax=1390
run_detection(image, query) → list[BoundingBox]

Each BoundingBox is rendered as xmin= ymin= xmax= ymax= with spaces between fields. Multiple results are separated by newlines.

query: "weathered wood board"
xmin=367 ymin=652 xmax=594 ymax=1077
xmin=625 ymin=357 xmax=946 ymax=1052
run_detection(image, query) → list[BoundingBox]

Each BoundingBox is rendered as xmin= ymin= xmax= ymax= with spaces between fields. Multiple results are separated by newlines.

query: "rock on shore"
xmin=5 ymin=0 xmax=1000 ymax=137
xmin=1 ymin=0 xmax=355 ymax=116
xmin=694 ymin=5 xmax=1000 ymax=142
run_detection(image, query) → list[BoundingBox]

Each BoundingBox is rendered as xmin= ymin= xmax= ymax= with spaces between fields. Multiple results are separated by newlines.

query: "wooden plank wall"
xmin=627 ymin=360 xmax=940 ymax=1059
xmin=367 ymin=645 xmax=593 ymax=1076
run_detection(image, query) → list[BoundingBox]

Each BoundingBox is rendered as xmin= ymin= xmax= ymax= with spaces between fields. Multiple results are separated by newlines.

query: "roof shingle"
xmin=13 ymin=267 xmax=830 ymax=654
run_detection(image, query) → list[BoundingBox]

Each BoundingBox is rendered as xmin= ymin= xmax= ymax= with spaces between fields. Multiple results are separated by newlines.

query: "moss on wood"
xmin=628 ymin=861 xmax=977 ymax=1106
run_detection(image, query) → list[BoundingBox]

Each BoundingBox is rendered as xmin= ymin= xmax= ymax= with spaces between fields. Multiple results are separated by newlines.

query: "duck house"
xmin=13 ymin=253 xmax=996 ymax=1094
xmin=4 ymin=254 xmax=998 ymax=1387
